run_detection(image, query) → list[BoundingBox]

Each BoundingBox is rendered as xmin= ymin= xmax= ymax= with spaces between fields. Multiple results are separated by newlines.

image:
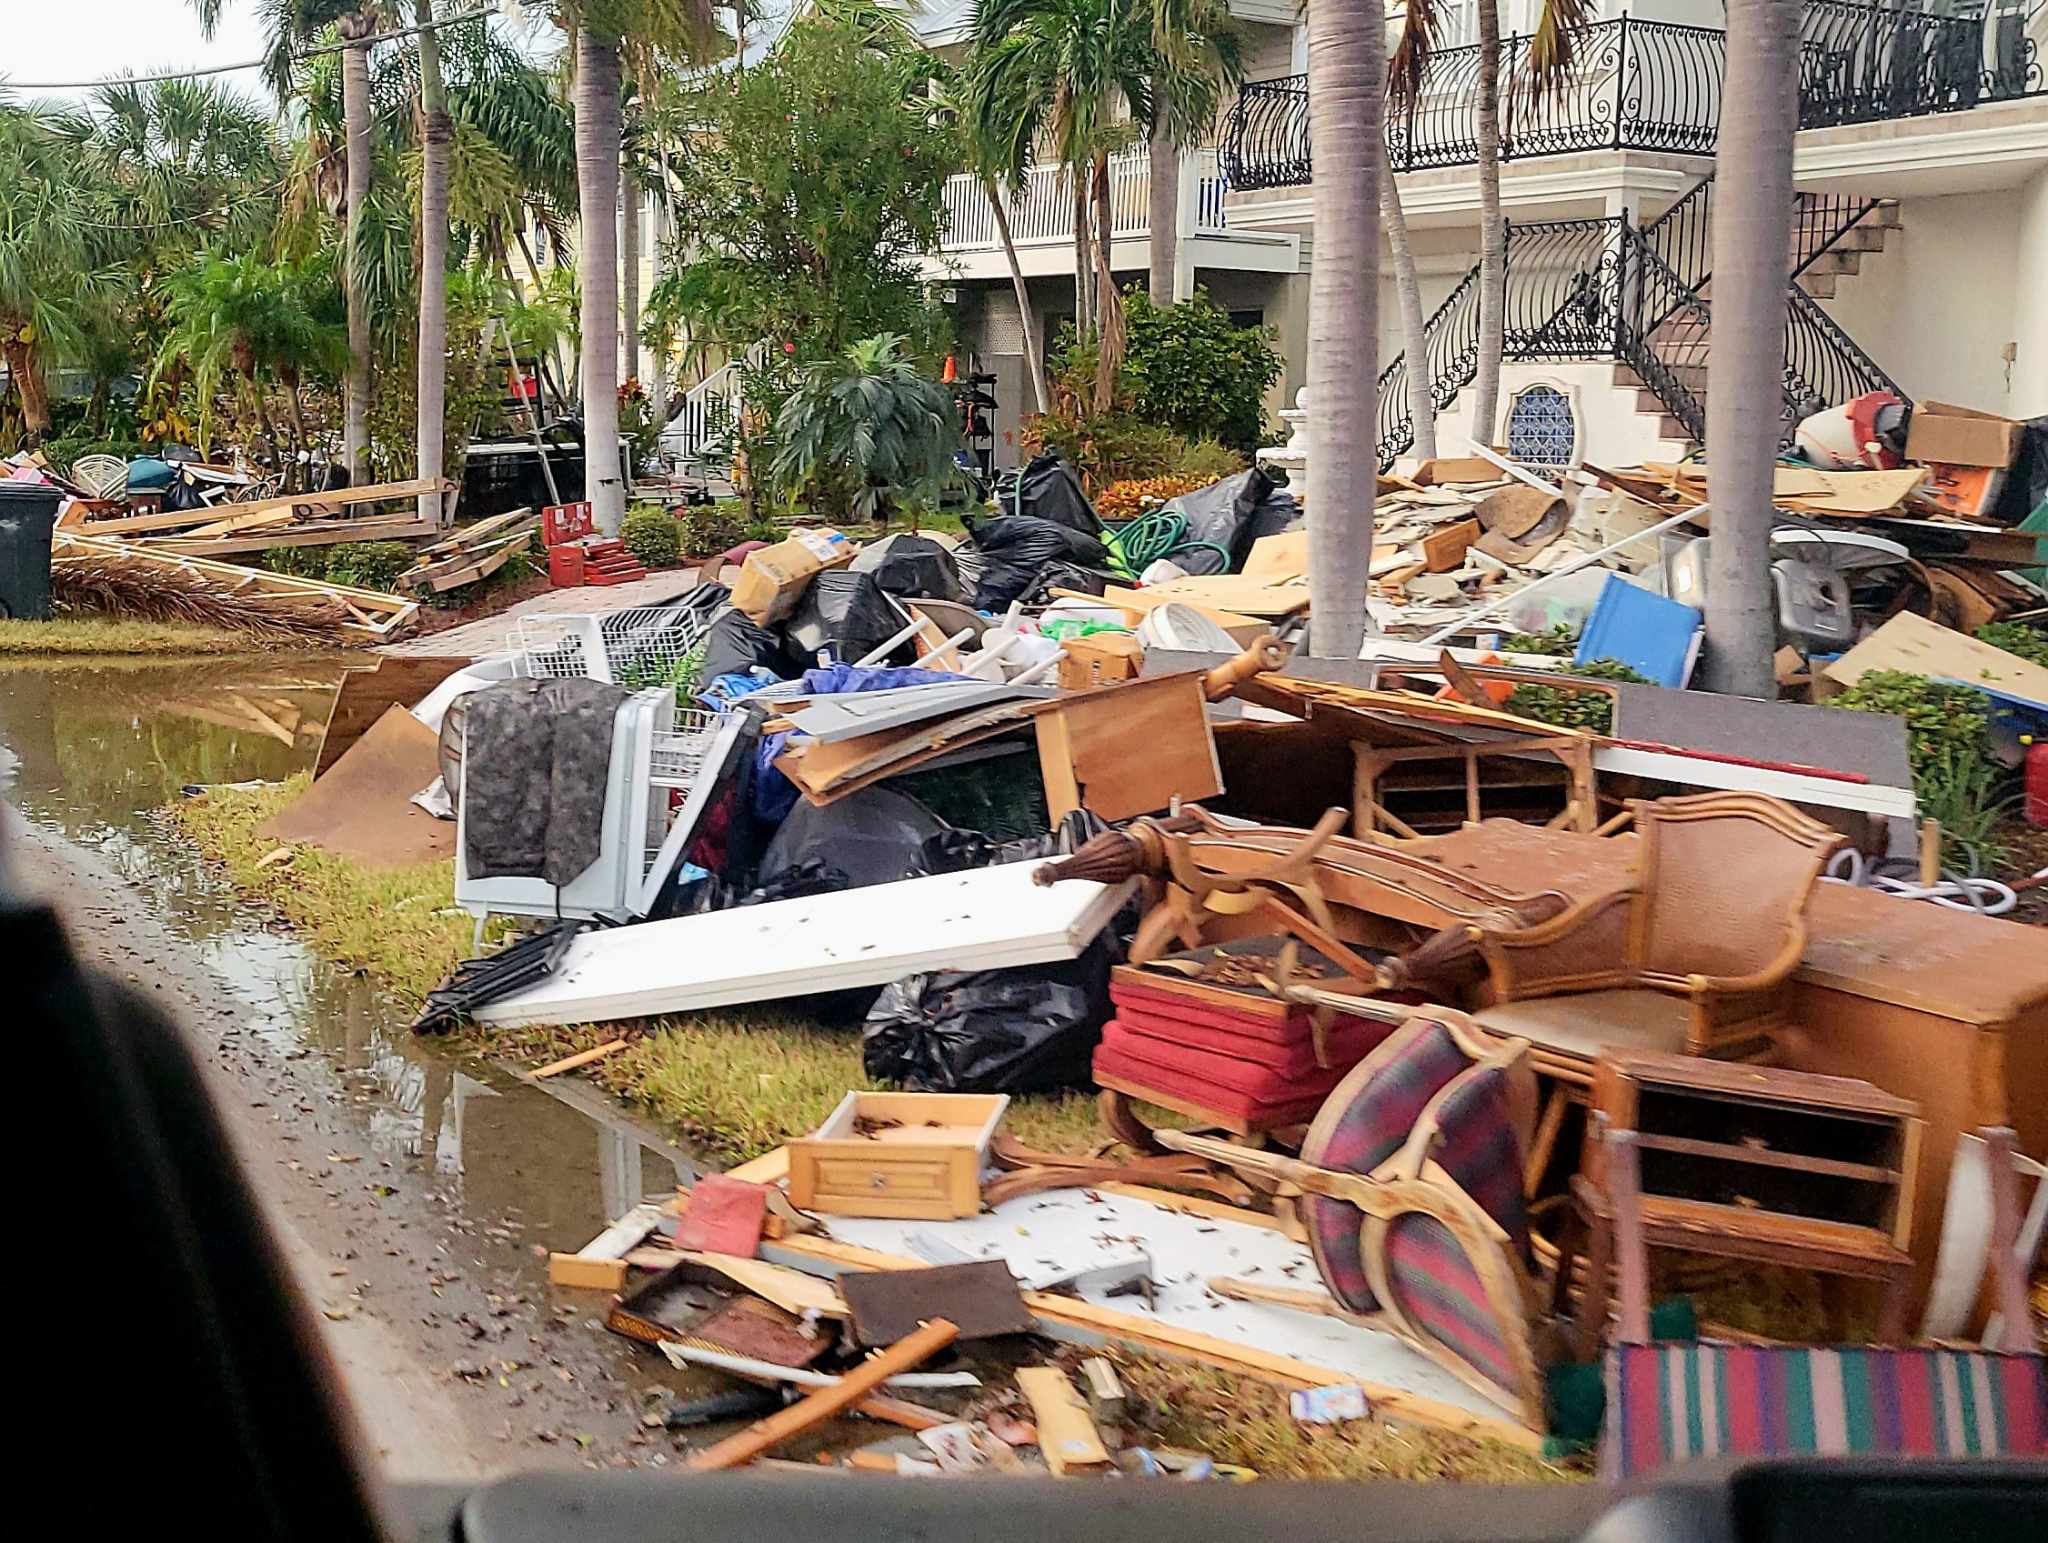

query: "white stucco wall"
xmin=2012 ymin=170 xmax=2048 ymax=419
xmin=1816 ymin=189 xmax=2025 ymax=414
xmin=1435 ymin=362 xmax=1691 ymax=466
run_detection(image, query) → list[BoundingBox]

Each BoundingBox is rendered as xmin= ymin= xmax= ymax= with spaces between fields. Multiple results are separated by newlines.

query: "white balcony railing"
xmin=938 ymin=148 xmax=1230 ymax=254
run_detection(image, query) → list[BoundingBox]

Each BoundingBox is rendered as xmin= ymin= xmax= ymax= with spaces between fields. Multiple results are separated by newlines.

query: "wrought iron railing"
xmin=1798 ymin=0 xmax=2044 ymax=128
xmin=1370 ymin=185 xmax=1911 ymax=468
xmin=1223 ymin=5 xmax=2044 ymax=191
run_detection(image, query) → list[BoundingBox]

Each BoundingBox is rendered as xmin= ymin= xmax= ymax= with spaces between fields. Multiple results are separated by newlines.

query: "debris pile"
xmin=245 ymin=393 xmax=2044 ymax=1478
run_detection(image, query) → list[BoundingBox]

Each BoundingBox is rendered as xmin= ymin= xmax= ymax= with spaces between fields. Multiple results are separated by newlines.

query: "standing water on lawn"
xmin=0 ymin=657 xmax=693 ymax=1288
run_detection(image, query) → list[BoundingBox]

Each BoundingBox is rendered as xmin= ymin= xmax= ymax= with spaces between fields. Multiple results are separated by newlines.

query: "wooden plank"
xmin=727 ymin=1147 xmax=793 ymax=1187
xmin=532 ymin=1038 xmax=628 ymax=1079
xmin=146 ymin=515 xmax=439 ymax=556
xmin=1033 ymin=671 xmax=1221 ymax=823
xmin=176 ymin=506 xmax=303 ymax=540
xmin=684 ymin=1319 xmax=959 ymax=1470
xmin=416 ymin=508 xmax=533 ymax=558
xmin=685 ymin=1252 xmax=852 ymax=1318
xmin=1422 ymin=518 xmax=1483 ymax=573
xmin=1015 ymin=1367 xmax=1113 ymax=1475
xmin=546 ymin=1254 xmax=630 ymax=1292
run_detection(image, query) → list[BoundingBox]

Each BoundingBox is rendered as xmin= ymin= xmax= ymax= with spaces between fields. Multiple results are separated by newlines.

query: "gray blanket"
xmin=462 ymin=677 xmax=631 ymax=887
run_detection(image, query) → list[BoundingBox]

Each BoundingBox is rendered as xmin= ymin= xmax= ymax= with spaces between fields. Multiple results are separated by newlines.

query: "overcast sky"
xmin=1 ymin=2 xmax=560 ymax=100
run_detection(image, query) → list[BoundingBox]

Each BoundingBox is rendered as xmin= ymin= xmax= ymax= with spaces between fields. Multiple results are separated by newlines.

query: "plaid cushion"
xmin=1424 ymin=1064 xmax=1529 ymax=1257
xmin=1603 ymin=1345 xmax=2048 ymax=1480
xmin=1300 ymin=1018 xmax=1472 ymax=1314
xmin=1383 ymin=1211 xmax=1520 ymax=1397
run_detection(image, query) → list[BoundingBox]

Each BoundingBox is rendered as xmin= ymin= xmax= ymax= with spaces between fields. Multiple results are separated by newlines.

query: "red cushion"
xmin=1098 ymin=1020 xmax=1362 ymax=1101
xmin=1111 ymin=1007 xmax=1393 ymax=1078
xmin=1091 ymin=1042 xmax=1333 ymax=1126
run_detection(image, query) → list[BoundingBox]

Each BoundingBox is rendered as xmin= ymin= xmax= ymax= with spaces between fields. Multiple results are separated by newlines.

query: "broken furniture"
xmin=1401 ymin=817 xmax=2048 ymax=1326
xmin=1438 ymin=793 xmax=1846 ymax=1085
xmin=788 ymin=1092 xmax=1009 ymax=1220
xmin=1559 ymin=1052 xmax=1924 ymax=1351
xmin=1091 ymin=938 xmax=1409 ymax=1150
xmin=1922 ymin=1128 xmax=2048 ymax=1347
xmin=1597 ymin=1125 xmax=2047 ymax=1479
xmin=1157 ymin=1011 xmax=1552 ymax=1427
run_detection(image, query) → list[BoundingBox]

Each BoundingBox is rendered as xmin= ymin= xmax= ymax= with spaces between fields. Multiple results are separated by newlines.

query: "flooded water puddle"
xmin=0 ymin=658 xmax=695 ymax=1288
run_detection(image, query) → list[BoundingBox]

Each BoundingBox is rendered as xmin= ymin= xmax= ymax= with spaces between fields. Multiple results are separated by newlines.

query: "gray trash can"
xmin=0 ymin=481 xmax=64 ymax=620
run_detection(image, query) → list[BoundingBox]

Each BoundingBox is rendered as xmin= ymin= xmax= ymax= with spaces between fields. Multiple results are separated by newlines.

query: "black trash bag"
xmin=1992 ymin=415 xmax=2048 ymax=525
xmin=857 ymin=533 xmax=965 ymax=604
xmin=1003 ymin=451 xmax=1102 ymax=538
xmin=760 ymin=785 xmax=950 ymax=893
xmin=862 ymin=938 xmax=1115 ymax=1094
xmin=1162 ymin=467 xmax=1299 ymax=576
xmin=912 ymin=808 xmax=1109 ymax=877
xmin=698 ymin=606 xmax=794 ymax=684
xmin=1019 ymin=560 xmax=1108 ymax=605
xmin=658 ymin=856 xmax=847 ymax=919
xmin=784 ymin=568 xmax=904 ymax=665
xmin=966 ymin=512 xmax=1113 ymax=610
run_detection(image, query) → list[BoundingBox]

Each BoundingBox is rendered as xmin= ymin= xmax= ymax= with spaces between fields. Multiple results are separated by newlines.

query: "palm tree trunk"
xmin=415 ymin=0 xmax=452 ymax=527
xmin=340 ymin=11 xmax=376 ymax=483
xmin=574 ymin=29 xmax=628 ymax=533
xmin=1147 ymin=119 xmax=1179 ymax=305
xmin=284 ymin=368 xmax=310 ymax=492
xmin=649 ymin=135 xmax=671 ymax=430
xmin=1071 ymin=170 xmax=1094 ymax=344
xmin=1702 ymin=0 xmax=1797 ymax=698
xmin=6 ymin=338 xmax=52 ymax=440
xmin=1381 ymin=147 xmax=1436 ymax=461
xmin=984 ymin=175 xmax=1049 ymax=414
xmin=620 ymin=153 xmax=641 ymax=387
xmin=1304 ymin=0 xmax=1384 ymax=656
xmin=1092 ymin=152 xmax=1124 ymax=415
xmin=1471 ymin=0 xmax=1507 ymax=449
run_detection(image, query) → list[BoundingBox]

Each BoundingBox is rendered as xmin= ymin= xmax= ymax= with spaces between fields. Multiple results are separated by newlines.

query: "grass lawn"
xmin=171 ymin=779 xmax=1567 ymax=1480
xmin=169 ymin=779 xmax=1104 ymax=1161
xmin=0 ymin=615 xmax=305 ymax=657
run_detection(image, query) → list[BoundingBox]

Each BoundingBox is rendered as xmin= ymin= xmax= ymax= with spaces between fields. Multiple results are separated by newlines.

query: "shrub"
xmin=1095 ymin=475 xmax=1211 ymax=522
xmin=682 ymin=500 xmax=750 ymax=556
xmin=1173 ymin=438 xmax=1248 ymax=482
xmin=772 ymin=333 xmax=960 ymax=524
xmin=1502 ymin=625 xmax=1579 ymax=658
xmin=1021 ymin=406 xmax=1185 ymax=489
xmin=321 ymin=542 xmax=417 ymax=592
xmin=1976 ymin=620 xmax=2048 ymax=667
xmin=1829 ymin=669 xmax=1994 ymax=782
xmin=1120 ymin=290 xmax=1283 ymax=451
xmin=621 ymin=506 xmax=683 ymax=568
xmin=1503 ymin=658 xmax=1649 ymax=734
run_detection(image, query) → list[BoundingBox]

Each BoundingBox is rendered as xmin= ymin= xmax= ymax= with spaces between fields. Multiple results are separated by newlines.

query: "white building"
xmin=917 ymin=0 xmax=2048 ymax=472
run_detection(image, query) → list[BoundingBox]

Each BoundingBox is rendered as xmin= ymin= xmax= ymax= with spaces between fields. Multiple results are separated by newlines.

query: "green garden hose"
xmin=1105 ymin=507 xmax=1233 ymax=577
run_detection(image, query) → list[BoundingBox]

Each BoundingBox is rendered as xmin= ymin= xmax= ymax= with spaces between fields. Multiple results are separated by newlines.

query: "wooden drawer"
xmin=788 ymin=1091 xmax=1007 ymax=1220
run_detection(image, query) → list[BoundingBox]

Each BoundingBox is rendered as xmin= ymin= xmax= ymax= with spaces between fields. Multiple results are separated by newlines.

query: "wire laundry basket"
xmin=510 ymin=594 xmax=720 ymax=686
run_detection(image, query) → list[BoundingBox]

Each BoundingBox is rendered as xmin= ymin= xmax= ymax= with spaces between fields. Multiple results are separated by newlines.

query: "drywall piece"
xmin=785 ymin=682 xmax=1051 ymax=743
xmin=258 ymin=706 xmax=454 ymax=867
xmin=840 ymin=1260 xmax=1032 ymax=1347
xmin=473 ymin=861 xmax=1134 ymax=1028
xmin=816 ymin=1187 xmax=1511 ymax=1424
xmin=1016 ymin=1367 xmax=1113 ymax=1475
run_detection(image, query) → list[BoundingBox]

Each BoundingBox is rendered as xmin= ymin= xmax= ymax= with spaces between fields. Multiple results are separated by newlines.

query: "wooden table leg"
xmin=1575 ymin=1205 xmax=1616 ymax=1350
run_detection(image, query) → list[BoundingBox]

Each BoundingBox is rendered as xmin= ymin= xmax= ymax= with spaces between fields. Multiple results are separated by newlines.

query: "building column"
xmin=2015 ymin=169 xmax=2048 ymax=418
xmin=1173 ymin=152 xmax=1203 ymax=303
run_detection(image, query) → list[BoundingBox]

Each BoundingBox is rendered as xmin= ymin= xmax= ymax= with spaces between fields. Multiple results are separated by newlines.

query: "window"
xmin=1227 ymin=309 xmax=1265 ymax=333
xmin=1504 ymin=383 xmax=1578 ymax=467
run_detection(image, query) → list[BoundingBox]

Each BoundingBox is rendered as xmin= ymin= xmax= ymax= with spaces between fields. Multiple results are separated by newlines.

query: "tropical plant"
xmin=149 ymin=250 xmax=347 ymax=460
xmin=1977 ymin=621 xmax=2048 ymax=668
xmin=772 ymin=334 xmax=961 ymax=524
xmin=1701 ymin=0 xmax=1799 ymax=694
xmin=1503 ymin=658 xmax=1649 ymax=734
xmin=1829 ymin=669 xmax=1995 ymax=782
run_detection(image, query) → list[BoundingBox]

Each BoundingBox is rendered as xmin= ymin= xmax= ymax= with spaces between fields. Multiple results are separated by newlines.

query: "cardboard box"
xmin=729 ymin=527 xmax=854 ymax=624
xmin=1906 ymin=401 xmax=2024 ymax=470
xmin=1056 ymin=630 xmax=1144 ymax=690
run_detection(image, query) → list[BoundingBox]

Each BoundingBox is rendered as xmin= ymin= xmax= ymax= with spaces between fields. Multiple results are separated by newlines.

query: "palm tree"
xmin=190 ymin=1 xmax=383 ymax=482
xmin=968 ymin=0 xmax=1153 ymax=412
xmin=150 ymin=250 xmax=347 ymax=462
xmin=1383 ymin=5 xmax=1440 ymax=462
xmin=0 ymin=106 xmax=117 ymax=441
xmin=414 ymin=0 xmax=453 ymax=526
xmin=1701 ymin=0 xmax=1798 ymax=697
xmin=1303 ymin=0 xmax=1384 ymax=657
xmin=544 ymin=1 xmax=714 ymax=535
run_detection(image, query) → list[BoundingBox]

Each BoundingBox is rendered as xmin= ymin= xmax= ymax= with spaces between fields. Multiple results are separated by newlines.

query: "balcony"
xmin=937 ymin=147 xmax=1230 ymax=254
xmin=1220 ymin=4 xmax=2044 ymax=192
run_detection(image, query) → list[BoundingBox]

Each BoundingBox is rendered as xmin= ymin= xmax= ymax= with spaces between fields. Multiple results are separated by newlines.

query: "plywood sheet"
xmin=472 ymin=862 xmax=1134 ymax=1028
xmin=259 ymin=705 xmax=453 ymax=867
xmin=1823 ymin=610 xmax=2048 ymax=709
xmin=316 ymin=656 xmax=470 ymax=775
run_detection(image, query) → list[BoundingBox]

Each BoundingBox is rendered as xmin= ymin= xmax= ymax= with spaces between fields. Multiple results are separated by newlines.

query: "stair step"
xmin=1796 ymin=272 xmax=1838 ymax=299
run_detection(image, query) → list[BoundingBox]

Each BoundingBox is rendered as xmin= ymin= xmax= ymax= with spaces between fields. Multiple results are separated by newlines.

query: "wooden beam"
xmin=145 ymin=516 xmax=439 ymax=556
xmin=684 ymin=1318 xmax=958 ymax=1470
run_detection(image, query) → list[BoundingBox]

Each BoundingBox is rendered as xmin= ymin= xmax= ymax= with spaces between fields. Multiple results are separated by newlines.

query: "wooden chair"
xmin=1457 ymin=792 xmax=1847 ymax=1085
xmin=1160 ymin=1011 xmax=1556 ymax=1428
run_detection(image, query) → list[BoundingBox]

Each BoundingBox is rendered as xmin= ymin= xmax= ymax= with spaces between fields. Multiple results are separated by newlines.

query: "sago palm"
xmin=772 ymin=333 xmax=962 ymax=525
